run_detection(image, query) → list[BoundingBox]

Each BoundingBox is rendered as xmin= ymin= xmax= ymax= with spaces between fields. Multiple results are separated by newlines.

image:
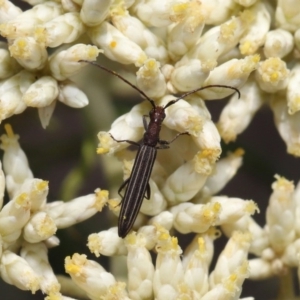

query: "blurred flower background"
xmin=1 ymin=0 xmax=300 ymax=299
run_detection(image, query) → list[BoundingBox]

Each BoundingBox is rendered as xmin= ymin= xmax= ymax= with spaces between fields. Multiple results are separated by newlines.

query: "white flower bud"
xmin=170 ymin=59 xmax=211 ymax=92
xmin=275 ymin=0 xmax=300 ymax=32
xmin=170 ymin=202 xmax=221 ymax=234
xmin=0 ymin=191 xmax=31 ymax=244
xmin=38 ymin=99 xmax=57 ymax=129
xmin=248 ymin=258 xmax=272 ymax=279
xmin=46 ymin=190 xmax=108 ymax=228
xmin=218 ymin=76 xmax=264 ymax=143
xmin=136 ymin=59 xmax=167 ymax=99
xmin=0 ymin=0 xmax=22 ymax=23
xmin=49 ymin=44 xmax=101 ymax=81
xmin=112 ymin=8 xmax=168 ymax=64
xmin=264 ymin=29 xmax=294 ymax=58
xmin=18 ymin=180 xmax=48 ymax=211
xmin=204 ymin=260 xmax=249 ymax=299
xmin=125 ymin=233 xmax=154 ymax=300
xmin=35 ymin=12 xmax=86 ymax=48
xmin=9 ymin=37 xmax=48 ymax=70
xmin=211 ymin=196 xmax=258 ymax=225
xmin=199 ymin=0 xmax=240 ymax=25
xmin=199 ymin=55 xmax=259 ymax=100
xmin=148 ymin=211 xmax=174 ymax=230
xmin=88 ymin=21 xmax=147 ymax=66
xmin=188 ymin=10 xmax=253 ymax=63
xmin=239 ymin=2 xmax=271 ymax=55
xmin=136 ymin=225 xmax=158 ymax=250
xmin=140 ymin=179 xmax=167 ymax=216
xmin=197 ymin=149 xmax=244 ymax=200
xmin=58 ymin=80 xmax=89 ymax=108
xmin=97 ymin=102 xmax=147 ymax=155
xmin=21 ymin=242 xmax=60 ymax=294
xmin=87 ymin=228 xmax=126 ymax=257
xmin=44 ymin=235 xmax=60 ymax=248
xmin=167 ymin=1 xmax=205 ymax=60
xmin=0 ymin=45 xmax=22 ymax=79
xmin=131 ymin=0 xmax=179 ymax=27
xmin=163 ymin=96 xmax=203 ymax=136
xmin=22 ymin=76 xmax=59 ymax=107
xmin=65 ymin=253 xmax=128 ymax=299
xmin=209 ymin=231 xmax=251 ymax=287
xmin=80 ymin=0 xmax=112 ymax=26
xmin=0 ymin=124 xmax=33 ymax=196
xmin=266 ymin=175 xmax=296 ymax=253
xmin=222 ymin=215 xmax=269 ymax=257
xmin=0 ymin=70 xmax=35 ymax=122
xmin=162 ymin=160 xmax=208 ymax=205
xmin=0 ymin=250 xmax=40 ymax=293
xmin=192 ymin=148 xmax=220 ymax=175
xmin=23 ymin=211 xmax=57 ymax=243
xmin=287 ymin=63 xmax=300 ymax=115
xmin=255 ymin=57 xmax=290 ymax=93
xmin=271 ymin=96 xmax=300 ymax=156
xmin=183 ymin=237 xmax=210 ymax=297
xmin=281 ymin=238 xmax=300 ymax=267
xmin=183 ymin=228 xmax=220 ymax=269
xmin=0 ymin=2 xmax=64 ymax=39
xmin=194 ymin=123 xmax=221 ymax=159
xmin=153 ymin=230 xmax=183 ymax=299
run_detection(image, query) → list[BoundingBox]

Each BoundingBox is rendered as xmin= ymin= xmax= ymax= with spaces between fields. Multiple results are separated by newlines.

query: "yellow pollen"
xmin=87 ymin=45 xmax=102 ymax=58
xmin=126 ymin=231 xmax=137 ymax=245
xmin=246 ymin=200 xmax=259 ymax=214
xmin=146 ymin=59 xmax=156 ymax=69
xmin=4 ymin=124 xmax=15 ymax=138
xmin=198 ymin=237 xmax=206 ymax=253
xmin=94 ymin=189 xmax=109 ymax=211
xmin=36 ymin=180 xmax=49 ymax=191
xmin=212 ymin=202 xmax=221 ymax=213
xmin=108 ymin=198 xmax=120 ymax=211
xmin=65 ymin=263 xmax=81 ymax=275
xmin=171 ymin=236 xmax=178 ymax=248
xmin=15 ymin=193 xmax=30 ymax=208
xmin=172 ymin=3 xmax=189 ymax=13
xmin=270 ymin=72 xmax=279 ymax=82
xmin=234 ymin=148 xmax=245 ymax=156
xmin=220 ymin=20 xmax=237 ymax=41
xmin=97 ymin=147 xmax=109 ymax=154
xmin=110 ymin=41 xmax=117 ymax=48
xmin=272 ymin=174 xmax=294 ymax=195
xmin=34 ymin=27 xmax=46 ymax=43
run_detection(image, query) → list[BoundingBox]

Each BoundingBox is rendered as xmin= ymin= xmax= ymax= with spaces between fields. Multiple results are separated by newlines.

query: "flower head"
xmin=1 ymin=0 xmax=300 ymax=298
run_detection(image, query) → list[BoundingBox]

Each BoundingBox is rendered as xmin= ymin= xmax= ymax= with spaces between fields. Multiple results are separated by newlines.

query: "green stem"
xmin=276 ymin=269 xmax=295 ymax=300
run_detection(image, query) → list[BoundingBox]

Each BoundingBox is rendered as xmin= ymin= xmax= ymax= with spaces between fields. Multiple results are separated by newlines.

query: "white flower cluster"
xmin=0 ymin=124 xmax=108 ymax=298
xmin=1 ymin=0 xmax=300 ymax=299
xmin=0 ymin=1 xmax=101 ymax=128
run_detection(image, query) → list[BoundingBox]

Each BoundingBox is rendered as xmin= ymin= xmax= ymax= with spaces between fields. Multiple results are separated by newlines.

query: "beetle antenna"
xmin=164 ymin=84 xmax=241 ymax=108
xmin=79 ymin=60 xmax=156 ymax=108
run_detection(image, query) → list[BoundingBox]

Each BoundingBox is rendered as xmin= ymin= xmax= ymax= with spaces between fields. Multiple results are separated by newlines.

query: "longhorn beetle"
xmin=80 ymin=60 xmax=240 ymax=238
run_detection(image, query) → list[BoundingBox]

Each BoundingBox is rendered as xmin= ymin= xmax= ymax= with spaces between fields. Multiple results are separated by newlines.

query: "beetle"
xmin=80 ymin=60 xmax=240 ymax=238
